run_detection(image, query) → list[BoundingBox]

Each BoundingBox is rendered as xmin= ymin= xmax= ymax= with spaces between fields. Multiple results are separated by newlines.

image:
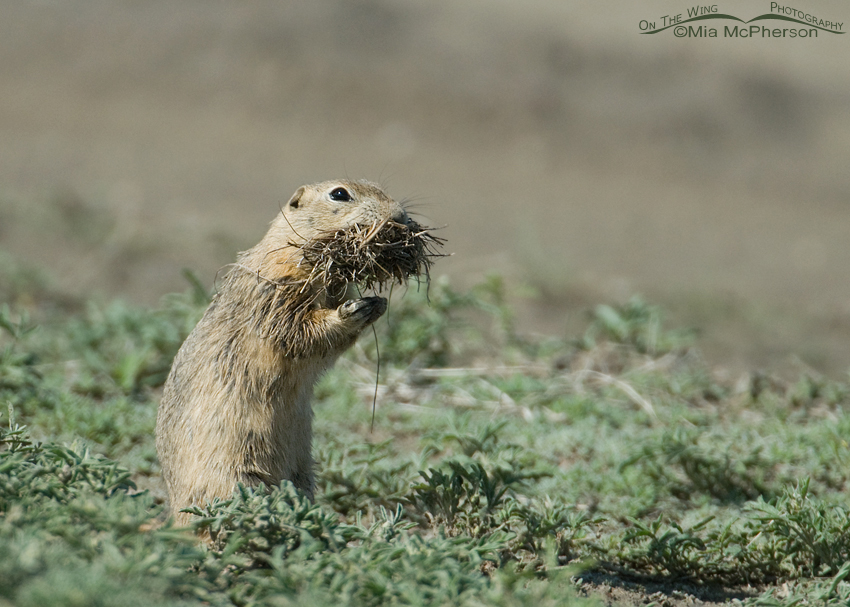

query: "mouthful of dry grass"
xmin=297 ymin=217 xmax=446 ymax=295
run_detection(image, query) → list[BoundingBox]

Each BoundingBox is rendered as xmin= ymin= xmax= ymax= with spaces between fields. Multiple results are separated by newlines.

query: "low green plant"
xmin=409 ymin=457 xmax=549 ymax=536
xmin=0 ymin=422 xmax=211 ymax=607
xmin=747 ymin=479 xmax=850 ymax=578
xmin=62 ymin=294 xmax=204 ymax=397
xmin=1 ymin=252 xmax=850 ymax=606
xmin=317 ymin=441 xmax=415 ymax=516
xmin=581 ymin=296 xmax=693 ymax=355
xmin=619 ymin=427 xmax=773 ymax=504
xmin=187 ymin=482 xmax=355 ymax=562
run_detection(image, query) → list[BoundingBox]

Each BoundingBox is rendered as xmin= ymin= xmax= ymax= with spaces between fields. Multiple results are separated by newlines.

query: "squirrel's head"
xmin=277 ymin=180 xmax=409 ymax=240
xmin=247 ymin=179 xmax=442 ymax=296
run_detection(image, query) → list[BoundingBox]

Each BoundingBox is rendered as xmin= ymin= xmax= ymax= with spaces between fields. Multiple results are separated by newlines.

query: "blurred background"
xmin=0 ymin=0 xmax=848 ymax=375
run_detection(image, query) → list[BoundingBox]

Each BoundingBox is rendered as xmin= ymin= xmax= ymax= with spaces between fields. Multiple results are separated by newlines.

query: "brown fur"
xmin=156 ymin=180 xmax=406 ymax=526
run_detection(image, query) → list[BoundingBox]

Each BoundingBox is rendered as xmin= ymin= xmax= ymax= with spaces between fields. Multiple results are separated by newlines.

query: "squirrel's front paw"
xmin=339 ymin=296 xmax=387 ymax=326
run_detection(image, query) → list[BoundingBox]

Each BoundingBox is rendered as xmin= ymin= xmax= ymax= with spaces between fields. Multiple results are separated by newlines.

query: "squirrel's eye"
xmin=329 ymin=187 xmax=352 ymax=202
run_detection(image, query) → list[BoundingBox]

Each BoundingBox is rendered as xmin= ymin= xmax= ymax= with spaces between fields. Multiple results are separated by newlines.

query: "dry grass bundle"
xmin=297 ymin=217 xmax=446 ymax=294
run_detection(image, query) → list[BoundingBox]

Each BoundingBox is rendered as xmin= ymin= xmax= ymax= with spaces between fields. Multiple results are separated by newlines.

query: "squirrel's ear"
xmin=288 ymin=186 xmax=306 ymax=209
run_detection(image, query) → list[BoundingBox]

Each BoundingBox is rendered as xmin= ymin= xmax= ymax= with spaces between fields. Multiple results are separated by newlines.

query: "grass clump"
xmin=297 ymin=216 xmax=446 ymax=297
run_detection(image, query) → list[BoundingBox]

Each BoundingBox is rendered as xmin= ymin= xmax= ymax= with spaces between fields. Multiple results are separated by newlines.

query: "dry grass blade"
xmin=297 ymin=218 xmax=447 ymax=294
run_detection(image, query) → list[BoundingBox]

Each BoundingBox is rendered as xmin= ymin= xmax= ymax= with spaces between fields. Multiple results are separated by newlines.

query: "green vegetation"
xmin=2 ymin=255 xmax=850 ymax=606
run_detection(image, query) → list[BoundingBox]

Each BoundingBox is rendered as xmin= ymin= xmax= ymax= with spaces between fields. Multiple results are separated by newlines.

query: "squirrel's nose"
xmin=390 ymin=207 xmax=409 ymax=224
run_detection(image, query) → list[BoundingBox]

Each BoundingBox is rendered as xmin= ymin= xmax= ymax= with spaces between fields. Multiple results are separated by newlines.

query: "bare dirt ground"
xmin=1 ymin=0 xmax=849 ymax=380
xmin=577 ymin=572 xmax=757 ymax=607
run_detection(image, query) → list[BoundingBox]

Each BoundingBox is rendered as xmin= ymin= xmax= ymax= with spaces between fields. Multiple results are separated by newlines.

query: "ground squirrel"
xmin=156 ymin=180 xmax=438 ymax=526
